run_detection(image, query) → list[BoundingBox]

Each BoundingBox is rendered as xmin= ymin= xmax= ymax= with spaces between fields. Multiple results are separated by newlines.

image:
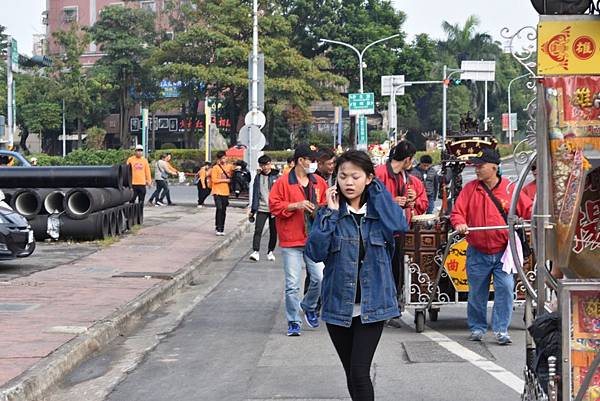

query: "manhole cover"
xmin=0 ymin=303 xmax=39 ymax=313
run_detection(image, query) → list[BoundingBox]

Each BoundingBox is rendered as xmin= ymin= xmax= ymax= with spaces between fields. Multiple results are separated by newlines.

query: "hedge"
xmin=34 ymin=145 xmax=520 ymax=171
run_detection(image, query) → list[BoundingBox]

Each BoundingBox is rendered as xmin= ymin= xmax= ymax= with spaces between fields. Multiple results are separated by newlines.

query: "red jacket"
xmin=522 ymin=180 xmax=537 ymax=202
xmin=375 ymin=163 xmax=428 ymax=223
xmin=269 ymin=170 xmax=328 ymax=248
xmin=450 ymin=177 xmax=533 ymax=255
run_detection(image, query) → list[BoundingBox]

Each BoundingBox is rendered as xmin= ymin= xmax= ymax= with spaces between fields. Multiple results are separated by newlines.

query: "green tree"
xmin=0 ymin=25 xmax=8 ymax=56
xmin=87 ymin=5 xmax=158 ymax=147
xmin=53 ymin=24 xmax=94 ymax=149
xmin=152 ymin=0 xmax=345 ymax=147
xmin=15 ymin=73 xmax=62 ymax=153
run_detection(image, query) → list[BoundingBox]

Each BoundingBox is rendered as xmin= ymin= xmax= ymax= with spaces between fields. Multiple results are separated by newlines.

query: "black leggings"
xmin=326 ymin=317 xmax=385 ymax=401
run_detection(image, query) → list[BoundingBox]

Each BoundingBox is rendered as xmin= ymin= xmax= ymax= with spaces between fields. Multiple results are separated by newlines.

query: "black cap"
xmin=293 ymin=144 xmax=316 ymax=161
xmin=469 ymin=148 xmax=501 ymax=165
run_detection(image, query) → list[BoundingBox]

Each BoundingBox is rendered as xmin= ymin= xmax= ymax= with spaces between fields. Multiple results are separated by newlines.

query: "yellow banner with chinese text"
xmin=538 ymin=19 xmax=600 ymax=75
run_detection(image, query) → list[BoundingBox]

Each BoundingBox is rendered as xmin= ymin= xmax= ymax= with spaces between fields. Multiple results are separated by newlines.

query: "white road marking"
xmin=402 ymin=311 xmax=524 ymax=393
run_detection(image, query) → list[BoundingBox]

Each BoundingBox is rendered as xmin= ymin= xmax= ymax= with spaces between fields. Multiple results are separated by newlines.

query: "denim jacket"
xmin=305 ymin=179 xmax=408 ymax=327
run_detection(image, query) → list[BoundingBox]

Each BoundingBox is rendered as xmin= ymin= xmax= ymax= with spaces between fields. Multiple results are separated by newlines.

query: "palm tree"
xmin=440 ymin=15 xmax=497 ymax=64
xmin=439 ymin=15 xmax=501 ymax=120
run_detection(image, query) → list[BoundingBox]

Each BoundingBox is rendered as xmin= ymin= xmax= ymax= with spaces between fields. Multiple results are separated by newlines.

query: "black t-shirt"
xmin=303 ymin=184 xmax=310 ymax=200
xmin=350 ymin=211 xmax=366 ymax=304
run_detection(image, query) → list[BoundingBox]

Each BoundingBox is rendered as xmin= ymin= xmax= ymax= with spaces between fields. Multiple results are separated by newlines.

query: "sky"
xmin=393 ymin=0 xmax=539 ymax=43
xmin=0 ymin=0 xmax=540 ymax=56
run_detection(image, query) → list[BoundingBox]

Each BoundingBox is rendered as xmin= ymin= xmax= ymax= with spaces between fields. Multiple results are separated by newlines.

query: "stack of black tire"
xmin=0 ymin=164 xmax=143 ymax=241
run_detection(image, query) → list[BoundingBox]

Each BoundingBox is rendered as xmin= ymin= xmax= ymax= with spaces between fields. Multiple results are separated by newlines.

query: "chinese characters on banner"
xmin=571 ymin=168 xmax=600 ymax=277
xmin=569 ymin=290 xmax=600 ymax=401
xmin=129 ymin=115 xmax=233 ymax=133
xmin=538 ymin=20 xmax=600 ymax=75
xmin=543 ymin=76 xmax=600 ymax=268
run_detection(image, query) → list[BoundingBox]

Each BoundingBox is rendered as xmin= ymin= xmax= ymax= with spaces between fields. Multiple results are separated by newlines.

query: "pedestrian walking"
xmin=127 ymin=145 xmax=152 ymax=207
xmin=249 ymin=155 xmax=279 ymax=262
xmin=158 ymin=153 xmax=179 ymax=206
xmin=315 ymin=149 xmax=336 ymax=186
xmin=410 ymin=154 xmax=439 ymax=214
xmin=374 ymin=140 xmax=428 ymax=327
xmin=211 ymin=151 xmax=233 ymax=236
xmin=269 ymin=144 xmax=328 ymax=336
xmin=306 ymin=150 xmax=408 ymax=401
xmin=450 ymin=148 xmax=532 ymax=345
xmin=196 ymin=161 xmax=212 ymax=208
xmin=148 ymin=154 xmax=169 ymax=206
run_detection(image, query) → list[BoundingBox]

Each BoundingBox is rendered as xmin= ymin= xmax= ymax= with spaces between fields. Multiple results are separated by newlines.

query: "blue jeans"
xmin=281 ymin=247 xmax=324 ymax=324
xmin=427 ymin=194 xmax=435 ymax=214
xmin=466 ymin=246 xmax=514 ymax=334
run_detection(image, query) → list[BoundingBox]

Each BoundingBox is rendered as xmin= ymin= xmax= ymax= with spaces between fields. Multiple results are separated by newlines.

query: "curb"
xmin=0 ymin=219 xmax=252 ymax=401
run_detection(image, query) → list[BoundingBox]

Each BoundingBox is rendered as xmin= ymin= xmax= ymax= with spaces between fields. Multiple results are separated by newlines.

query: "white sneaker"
xmin=197 ymin=205 xmax=203 ymax=208
xmin=216 ymin=231 xmax=225 ymax=236
xmin=249 ymin=251 xmax=260 ymax=261
xmin=156 ymin=201 xmax=166 ymax=206
xmin=267 ymin=252 xmax=276 ymax=261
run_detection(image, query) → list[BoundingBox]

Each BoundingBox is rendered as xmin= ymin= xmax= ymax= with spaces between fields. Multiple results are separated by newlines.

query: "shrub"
xmin=85 ymin=127 xmax=107 ymax=150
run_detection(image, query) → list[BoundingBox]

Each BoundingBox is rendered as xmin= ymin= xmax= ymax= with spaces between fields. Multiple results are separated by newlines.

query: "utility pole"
xmin=507 ymin=73 xmax=531 ymax=144
xmin=320 ymin=34 xmax=399 ymax=149
xmin=62 ymin=99 xmax=66 ymax=157
xmin=442 ymin=65 xmax=448 ymax=145
xmin=6 ymin=37 xmax=16 ymax=149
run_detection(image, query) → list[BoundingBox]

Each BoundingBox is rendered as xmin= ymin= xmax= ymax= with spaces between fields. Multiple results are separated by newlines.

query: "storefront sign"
xmin=538 ymin=19 xmax=600 ymax=75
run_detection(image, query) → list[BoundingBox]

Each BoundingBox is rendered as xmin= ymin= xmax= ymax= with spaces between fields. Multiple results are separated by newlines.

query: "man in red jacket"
xmin=375 ymin=140 xmax=428 ymax=327
xmin=270 ymin=144 xmax=328 ymax=337
xmin=450 ymin=148 xmax=532 ymax=345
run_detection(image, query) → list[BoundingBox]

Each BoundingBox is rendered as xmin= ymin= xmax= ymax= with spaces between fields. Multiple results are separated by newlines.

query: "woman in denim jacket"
xmin=306 ymin=150 xmax=408 ymax=401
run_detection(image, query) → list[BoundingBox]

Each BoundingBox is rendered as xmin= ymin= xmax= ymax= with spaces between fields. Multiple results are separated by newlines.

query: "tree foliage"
xmin=87 ymin=5 xmax=159 ymax=146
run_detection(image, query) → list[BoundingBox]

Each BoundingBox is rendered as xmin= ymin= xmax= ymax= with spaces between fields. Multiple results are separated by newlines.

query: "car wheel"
xmin=18 ymin=241 xmax=36 ymax=258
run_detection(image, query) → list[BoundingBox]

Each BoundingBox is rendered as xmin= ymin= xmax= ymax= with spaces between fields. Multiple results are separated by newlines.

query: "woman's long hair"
xmin=334 ymin=150 xmax=375 ymax=208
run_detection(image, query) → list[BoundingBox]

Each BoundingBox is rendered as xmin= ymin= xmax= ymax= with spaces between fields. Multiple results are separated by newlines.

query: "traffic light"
xmin=451 ymin=78 xmax=462 ymax=86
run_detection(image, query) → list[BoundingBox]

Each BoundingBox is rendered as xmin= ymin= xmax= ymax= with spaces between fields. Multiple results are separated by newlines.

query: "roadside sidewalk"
xmin=0 ymin=205 xmax=249 ymax=401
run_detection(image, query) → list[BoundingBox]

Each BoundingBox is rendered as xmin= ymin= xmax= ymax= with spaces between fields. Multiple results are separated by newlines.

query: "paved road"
xmin=53 ymin=233 xmax=527 ymax=401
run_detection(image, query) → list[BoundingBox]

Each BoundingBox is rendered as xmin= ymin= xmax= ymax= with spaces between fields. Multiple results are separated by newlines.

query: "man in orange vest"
xmin=211 ymin=151 xmax=234 ymax=236
xmin=127 ymin=145 xmax=152 ymax=207
xmin=197 ymin=161 xmax=212 ymax=208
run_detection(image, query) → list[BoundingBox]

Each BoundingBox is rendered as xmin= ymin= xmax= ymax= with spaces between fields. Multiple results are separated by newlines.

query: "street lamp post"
xmin=320 ymin=34 xmax=400 ymax=148
xmin=507 ymin=73 xmax=531 ymax=144
xmin=319 ymin=34 xmax=400 ymax=93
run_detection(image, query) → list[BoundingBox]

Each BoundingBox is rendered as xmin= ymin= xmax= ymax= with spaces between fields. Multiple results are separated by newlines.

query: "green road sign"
xmin=357 ymin=115 xmax=368 ymax=147
xmin=10 ymin=38 xmax=18 ymax=71
xmin=349 ymin=93 xmax=374 ymax=116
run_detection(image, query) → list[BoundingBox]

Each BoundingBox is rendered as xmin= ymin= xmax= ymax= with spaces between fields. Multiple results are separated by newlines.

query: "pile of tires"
xmin=0 ymin=164 xmax=143 ymax=241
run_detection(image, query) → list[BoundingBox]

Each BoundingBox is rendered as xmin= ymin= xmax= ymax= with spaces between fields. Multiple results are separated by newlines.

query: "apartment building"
xmin=43 ymin=0 xmax=170 ymax=66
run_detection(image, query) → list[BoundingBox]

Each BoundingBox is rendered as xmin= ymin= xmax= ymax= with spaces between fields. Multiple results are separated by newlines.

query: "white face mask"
xmin=305 ymin=162 xmax=318 ymax=174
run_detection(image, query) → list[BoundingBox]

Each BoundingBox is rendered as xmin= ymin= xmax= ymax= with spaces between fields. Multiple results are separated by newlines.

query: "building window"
xmin=140 ymin=1 xmax=156 ymax=12
xmin=165 ymin=31 xmax=174 ymax=40
xmin=62 ymin=7 xmax=78 ymax=23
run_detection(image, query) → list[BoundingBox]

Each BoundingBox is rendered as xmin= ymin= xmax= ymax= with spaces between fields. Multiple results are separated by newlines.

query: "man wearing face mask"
xmin=269 ymin=144 xmax=328 ymax=337
xmin=375 ymin=140 xmax=428 ymax=327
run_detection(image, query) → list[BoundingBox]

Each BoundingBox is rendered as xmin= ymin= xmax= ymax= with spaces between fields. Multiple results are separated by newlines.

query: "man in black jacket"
xmin=249 ymin=155 xmax=279 ymax=262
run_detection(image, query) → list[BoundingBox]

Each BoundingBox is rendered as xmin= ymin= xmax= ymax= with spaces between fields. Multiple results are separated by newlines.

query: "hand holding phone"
xmin=326 ymin=186 xmax=339 ymax=210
